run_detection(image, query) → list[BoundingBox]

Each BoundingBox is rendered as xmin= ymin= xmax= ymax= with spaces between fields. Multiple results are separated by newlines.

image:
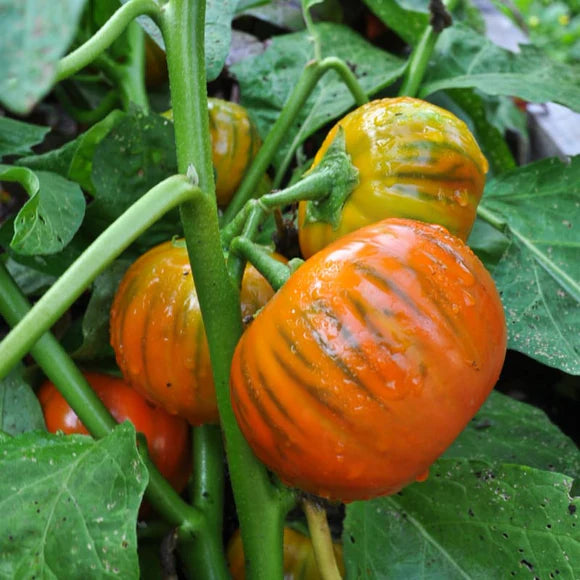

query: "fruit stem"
xmin=303 ymin=499 xmax=343 ymax=580
xmin=223 ymin=57 xmax=367 ymax=223
xmin=0 ymin=174 xmax=199 ymax=381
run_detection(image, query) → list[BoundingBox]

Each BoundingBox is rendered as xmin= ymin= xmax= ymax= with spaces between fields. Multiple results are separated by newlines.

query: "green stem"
xmin=56 ymin=0 xmax=161 ymax=82
xmin=230 ymin=237 xmax=292 ymax=291
xmin=0 ymin=175 xmax=198 ymax=381
xmin=119 ymin=21 xmax=150 ymax=111
xmin=398 ymin=26 xmax=438 ymax=98
xmin=179 ymin=425 xmax=227 ymax=580
xmin=162 ymin=1 xmax=294 ymax=577
xmin=303 ymin=500 xmax=342 ymax=580
xmin=223 ymin=57 xmax=367 ymax=223
xmin=0 ymin=262 xmax=203 ymax=530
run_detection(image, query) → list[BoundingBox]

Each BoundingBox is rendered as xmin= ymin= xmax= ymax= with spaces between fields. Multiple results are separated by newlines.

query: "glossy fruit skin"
xmin=164 ymin=98 xmax=261 ymax=207
xmin=231 ymin=218 xmax=506 ymax=502
xmin=110 ymin=240 xmax=280 ymax=425
xmin=227 ymin=527 xmax=344 ymax=580
xmin=298 ymin=97 xmax=489 ymax=258
xmin=38 ymin=372 xmax=191 ymax=494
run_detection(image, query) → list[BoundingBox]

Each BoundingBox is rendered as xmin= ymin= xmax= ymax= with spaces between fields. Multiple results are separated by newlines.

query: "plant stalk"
xmin=162 ymin=0 xmax=294 ymax=577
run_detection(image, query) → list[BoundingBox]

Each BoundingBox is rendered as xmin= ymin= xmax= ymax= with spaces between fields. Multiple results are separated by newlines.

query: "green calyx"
xmin=302 ymin=127 xmax=359 ymax=229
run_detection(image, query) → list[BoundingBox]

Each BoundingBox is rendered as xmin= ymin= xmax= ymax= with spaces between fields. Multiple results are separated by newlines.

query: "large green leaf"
xmin=0 ymin=118 xmax=49 ymax=160
xmin=0 ymin=166 xmax=86 ymax=256
xmin=0 ymin=423 xmax=147 ymax=579
xmin=231 ymin=22 xmax=407 ymax=171
xmin=479 ymin=156 xmax=580 ymax=375
xmin=0 ymin=0 xmax=88 ymax=114
xmin=344 ymin=461 xmax=579 ymax=579
xmin=0 ymin=366 xmax=46 ymax=436
xmin=446 ymin=391 xmax=580 ymax=479
xmin=422 ymin=25 xmax=580 ymax=112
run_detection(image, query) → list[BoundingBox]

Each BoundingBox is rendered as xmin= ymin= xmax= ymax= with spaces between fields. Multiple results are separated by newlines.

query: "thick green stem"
xmin=303 ymin=500 xmax=342 ymax=580
xmin=398 ymin=26 xmax=438 ymax=98
xmin=56 ymin=0 xmax=161 ymax=82
xmin=223 ymin=57 xmax=367 ymax=223
xmin=0 ymin=175 xmax=198 ymax=380
xmin=0 ymin=262 xmax=203 ymax=529
xmin=162 ymin=1 xmax=294 ymax=577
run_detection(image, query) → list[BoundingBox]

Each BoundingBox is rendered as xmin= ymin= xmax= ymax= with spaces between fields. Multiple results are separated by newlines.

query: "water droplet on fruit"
xmin=454 ymin=189 xmax=469 ymax=207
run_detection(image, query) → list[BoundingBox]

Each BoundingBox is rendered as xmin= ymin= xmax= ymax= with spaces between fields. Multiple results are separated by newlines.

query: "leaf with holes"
xmin=0 ymin=423 xmax=147 ymax=578
xmin=9 ymin=170 xmax=86 ymax=256
xmin=478 ymin=156 xmax=580 ymax=374
xmin=344 ymin=461 xmax=579 ymax=579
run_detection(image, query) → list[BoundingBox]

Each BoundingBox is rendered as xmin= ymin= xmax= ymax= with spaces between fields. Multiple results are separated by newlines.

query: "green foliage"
xmin=0 ymin=424 xmax=148 ymax=579
xmin=479 ymin=156 xmax=580 ymax=374
xmin=0 ymin=166 xmax=86 ymax=256
xmin=0 ymin=366 xmax=46 ymax=435
xmin=0 ymin=0 xmax=88 ymax=114
xmin=0 ymin=118 xmax=49 ymax=160
xmin=422 ymin=24 xmax=580 ymax=111
xmin=0 ymin=0 xmax=579 ymax=577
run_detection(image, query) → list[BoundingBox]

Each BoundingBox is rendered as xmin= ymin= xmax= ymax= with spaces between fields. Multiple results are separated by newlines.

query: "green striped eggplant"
xmin=298 ymin=97 xmax=488 ymax=258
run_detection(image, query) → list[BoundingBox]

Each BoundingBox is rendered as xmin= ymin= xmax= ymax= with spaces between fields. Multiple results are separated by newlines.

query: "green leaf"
xmin=467 ymin=217 xmax=510 ymax=273
xmin=361 ymin=0 xmax=429 ymax=46
xmin=0 ymin=0 xmax=89 ymax=114
xmin=0 ymin=117 xmax=49 ymax=160
xmin=422 ymin=25 xmax=580 ymax=112
xmin=231 ymin=22 xmax=407 ymax=171
xmin=88 ymin=109 xmax=180 ymax=247
xmin=10 ymin=171 xmax=86 ymax=256
xmin=0 ymin=423 xmax=147 ymax=578
xmin=0 ymin=366 xmax=46 ymax=436
xmin=479 ymin=156 xmax=580 ymax=374
xmin=446 ymin=391 xmax=580 ymax=479
xmin=19 ymin=110 xmax=125 ymax=195
xmin=344 ymin=461 xmax=579 ymax=579
xmin=3 ymin=258 xmax=56 ymax=296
